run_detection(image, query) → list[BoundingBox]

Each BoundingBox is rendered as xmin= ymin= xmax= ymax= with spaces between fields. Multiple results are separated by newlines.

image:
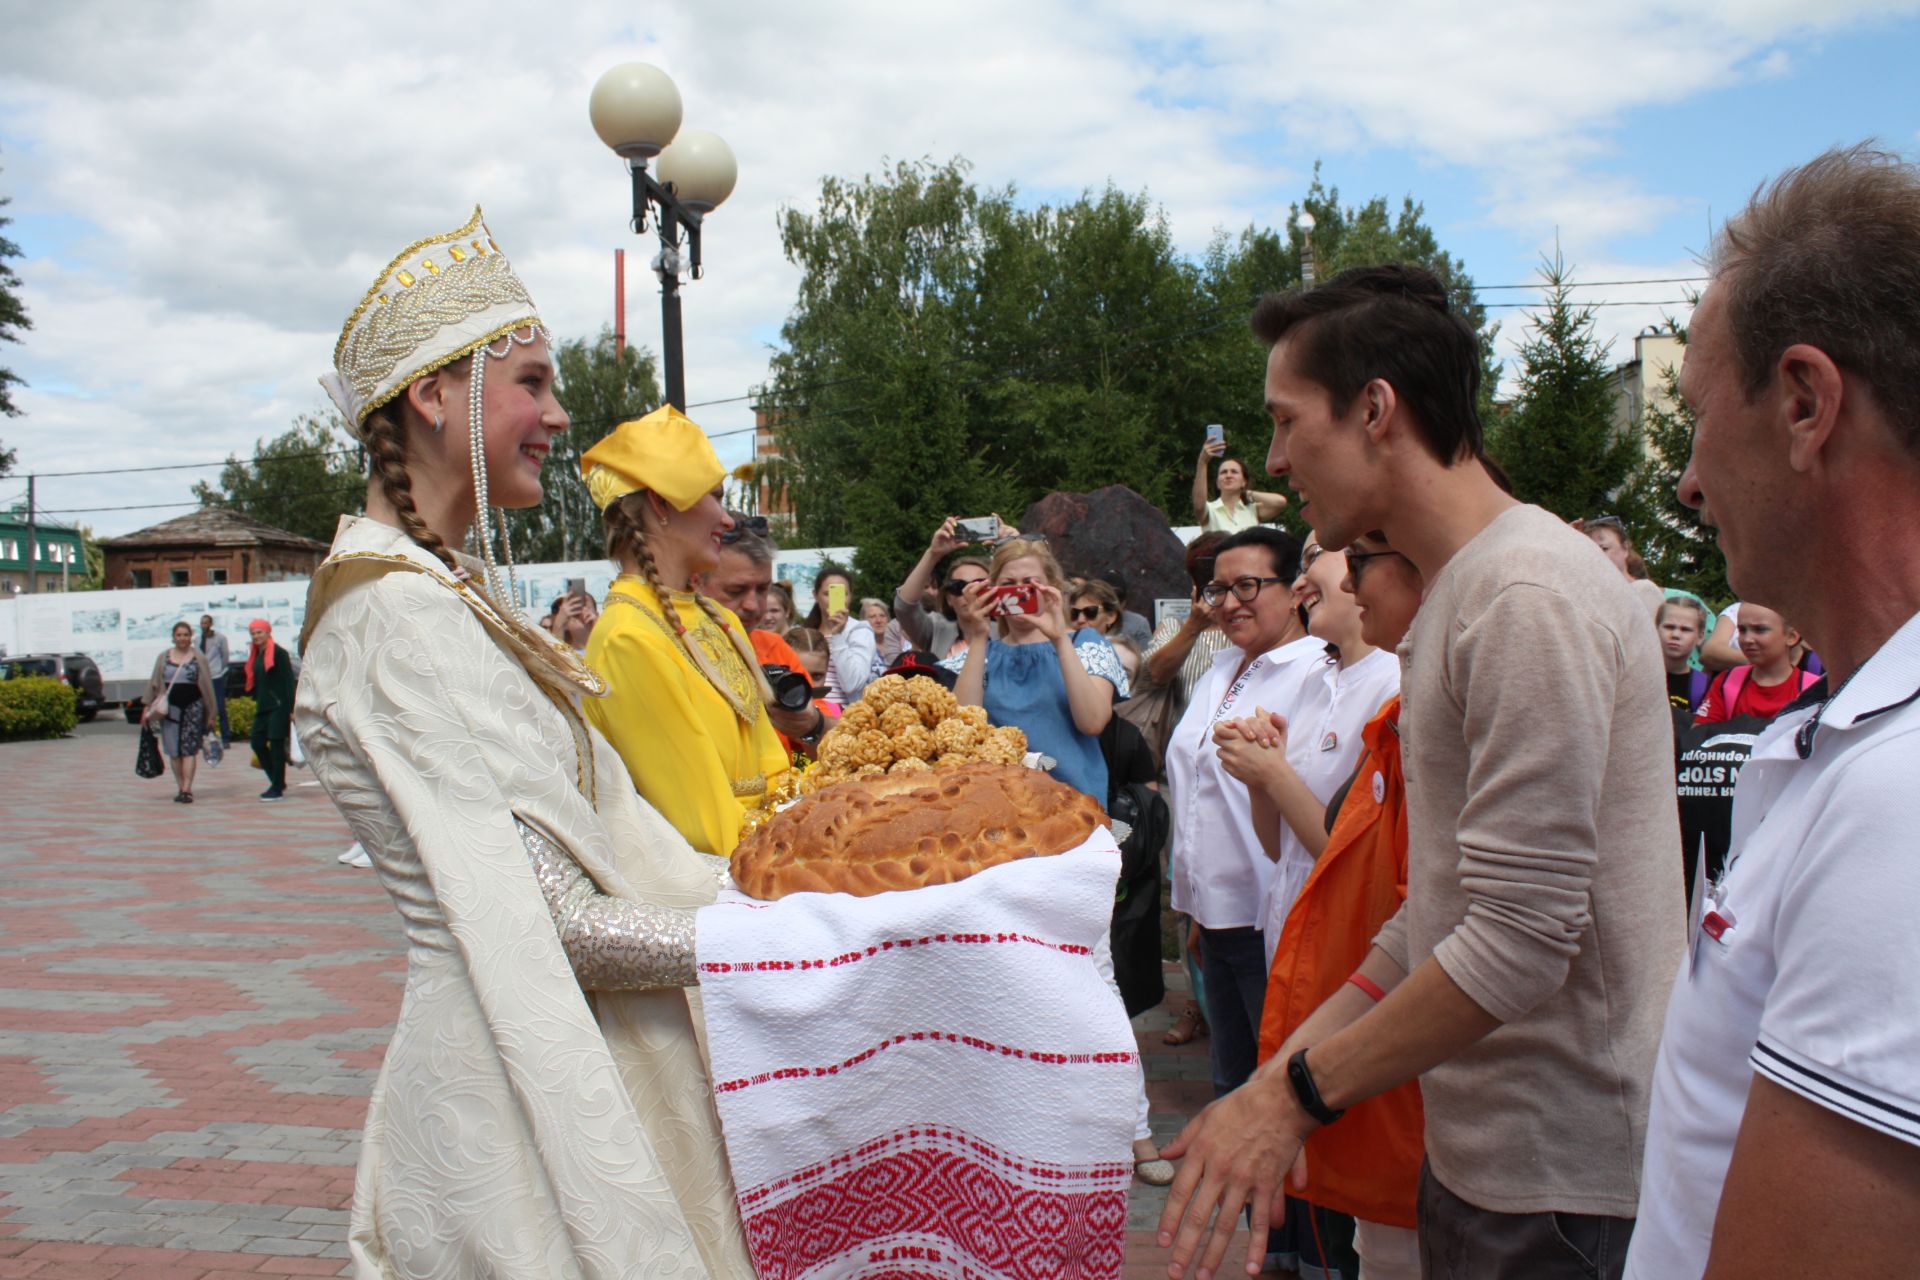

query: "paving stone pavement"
xmin=2 ymin=721 xmax=1277 ymax=1279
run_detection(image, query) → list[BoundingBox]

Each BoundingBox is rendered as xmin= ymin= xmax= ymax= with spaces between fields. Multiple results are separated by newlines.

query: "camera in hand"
xmin=760 ymin=664 xmax=815 ymax=711
xmin=954 ymin=515 xmax=1000 ymax=543
xmin=989 ymin=583 xmax=1041 ymax=616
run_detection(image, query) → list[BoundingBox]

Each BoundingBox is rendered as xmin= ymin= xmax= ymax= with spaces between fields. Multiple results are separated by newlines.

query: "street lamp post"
xmin=588 ymin=63 xmax=737 ymax=411
xmin=1296 ymin=209 xmax=1318 ymax=290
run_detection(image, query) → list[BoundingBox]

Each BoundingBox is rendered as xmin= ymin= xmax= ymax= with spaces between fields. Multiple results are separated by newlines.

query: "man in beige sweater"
xmin=1158 ymin=265 xmax=1684 ymax=1280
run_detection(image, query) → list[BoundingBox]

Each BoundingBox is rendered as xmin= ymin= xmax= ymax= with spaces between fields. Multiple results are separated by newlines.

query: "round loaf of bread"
xmin=730 ymin=761 xmax=1108 ymax=900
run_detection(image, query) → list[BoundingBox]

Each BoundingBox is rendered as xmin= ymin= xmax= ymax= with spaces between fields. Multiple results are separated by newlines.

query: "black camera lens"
xmin=760 ymin=664 xmax=814 ymax=711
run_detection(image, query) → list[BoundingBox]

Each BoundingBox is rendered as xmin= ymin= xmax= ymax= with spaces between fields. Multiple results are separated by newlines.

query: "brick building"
xmin=100 ymin=507 xmax=328 ymax=590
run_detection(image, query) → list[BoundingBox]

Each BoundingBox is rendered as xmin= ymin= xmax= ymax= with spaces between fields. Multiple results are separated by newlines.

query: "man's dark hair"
xmin=1098 ymin=569 xmax=1130 ymax=605
xmin=1250 ymin=263 xmax=1484 ymax=465
xmin=1212 ymin=526 xmax=1303 ymax=582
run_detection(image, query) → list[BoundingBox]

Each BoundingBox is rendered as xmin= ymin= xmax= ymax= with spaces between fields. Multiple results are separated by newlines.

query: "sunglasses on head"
xmin=719 ymin=515 xmax=771 ymax=545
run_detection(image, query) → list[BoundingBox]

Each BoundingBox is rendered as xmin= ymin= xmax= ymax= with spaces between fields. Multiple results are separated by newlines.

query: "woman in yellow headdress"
xmin=581 ymin=407 xmax=793 ymax=855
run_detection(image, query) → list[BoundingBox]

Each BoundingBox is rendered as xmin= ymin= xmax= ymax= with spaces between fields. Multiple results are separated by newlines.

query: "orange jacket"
xmin=1257 ymin=696 xmax=1424 ymax=1229
xmin=751 ymin=630 xmax=837 ymax=752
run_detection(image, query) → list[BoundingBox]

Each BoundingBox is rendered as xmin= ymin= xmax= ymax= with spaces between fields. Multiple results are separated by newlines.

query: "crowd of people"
xmin=239 ymin=143 xmax=1919 ymax=1279
xmin=135 ymin=613 xmax=296 ymax=804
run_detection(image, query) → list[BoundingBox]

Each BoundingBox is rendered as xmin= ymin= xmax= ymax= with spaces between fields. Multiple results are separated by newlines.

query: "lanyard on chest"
xmin=1207 ymin=655 xmax=1270 ymax=733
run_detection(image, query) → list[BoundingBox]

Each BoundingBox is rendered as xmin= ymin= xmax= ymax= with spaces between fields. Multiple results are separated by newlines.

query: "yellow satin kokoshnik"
xmin=586 ymin=578 xmax=794 ymax=857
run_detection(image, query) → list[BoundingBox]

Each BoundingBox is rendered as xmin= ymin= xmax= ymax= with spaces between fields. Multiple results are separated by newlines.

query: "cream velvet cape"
xmin=295 ymin=516 xmax=752 ymax=1279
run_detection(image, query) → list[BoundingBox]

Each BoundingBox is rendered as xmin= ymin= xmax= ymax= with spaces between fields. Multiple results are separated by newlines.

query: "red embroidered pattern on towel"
xmin=741 ymin=1139 xmax=1129 ymax=1280
xmin=713 ymin=1031 xmax=1138 ymax=1094
xmin=699 ymin=930 xmax=1091 ymax=975
xmin=739 ymin=1124 xmax=1132 ymax=1211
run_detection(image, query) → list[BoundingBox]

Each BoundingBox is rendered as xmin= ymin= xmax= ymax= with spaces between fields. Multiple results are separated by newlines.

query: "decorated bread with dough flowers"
xmin=730 ymin=761 xmax=1107 ymax=900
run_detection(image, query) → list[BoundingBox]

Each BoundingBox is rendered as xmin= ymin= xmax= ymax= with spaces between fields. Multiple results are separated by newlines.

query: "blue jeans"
xmin=1197 ymin=924 xmax=1267 ymax=1098
xmin=211 ymin=680 xmax=231 ymax=743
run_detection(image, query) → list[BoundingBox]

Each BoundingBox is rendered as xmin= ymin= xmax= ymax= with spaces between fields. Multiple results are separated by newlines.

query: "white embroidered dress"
xmin=295 ymin=516 xmax=753 ymax=1279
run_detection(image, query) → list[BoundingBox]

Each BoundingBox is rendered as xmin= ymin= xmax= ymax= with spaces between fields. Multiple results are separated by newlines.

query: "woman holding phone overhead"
xmin=1193 ymin=426 xmax=1288 ymax=533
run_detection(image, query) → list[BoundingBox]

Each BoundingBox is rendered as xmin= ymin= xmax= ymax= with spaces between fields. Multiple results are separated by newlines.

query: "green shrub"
xmin=0 ymin=675 xmax=79 ymax=741
xmin=227 ymin=695 xmax=256 ymax=740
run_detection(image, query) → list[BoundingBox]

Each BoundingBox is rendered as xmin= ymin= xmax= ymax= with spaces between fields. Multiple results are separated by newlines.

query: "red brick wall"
xmin=104 ymin=545 xmax=325 ymax=589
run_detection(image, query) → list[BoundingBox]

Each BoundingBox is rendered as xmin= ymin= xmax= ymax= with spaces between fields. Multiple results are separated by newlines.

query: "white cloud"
xmin=1 ymin=0 xmax=1914 ymax=530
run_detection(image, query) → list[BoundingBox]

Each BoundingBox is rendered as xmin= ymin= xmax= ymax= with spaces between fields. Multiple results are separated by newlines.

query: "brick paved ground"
xmin=2 ymin=722 xmax=1273 ymax=1279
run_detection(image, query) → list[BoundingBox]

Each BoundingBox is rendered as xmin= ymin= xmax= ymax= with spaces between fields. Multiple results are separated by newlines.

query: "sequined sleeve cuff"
xmin=516 ymin=819 xmax=699 ymax=990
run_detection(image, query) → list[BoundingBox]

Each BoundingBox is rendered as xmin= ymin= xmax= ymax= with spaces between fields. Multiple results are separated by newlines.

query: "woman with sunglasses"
xmin=1068 ymin=579 xmax=1123 ymax=639
xmin=1209 ymin=532 xmax=1428 ymax=1280
xmin=893 ymin=516 xmax=996 ymax=660
xmin=1164 ymin=527 xmax=1324 ymax=1107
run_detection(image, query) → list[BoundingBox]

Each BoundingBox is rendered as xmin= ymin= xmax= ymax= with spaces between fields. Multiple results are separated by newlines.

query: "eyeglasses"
xmin=1344 ymin=547 xmax=1410 ymax=583
xmin=719 ymin=515 xmax=771 ymax=545
xmin=1200 ymin=575 xmax=1288 ymax=607
xmin=944 ymin=576 xmax=987 ymax=595
xmin=1069 ymin=605 xmax=1103 ymax=622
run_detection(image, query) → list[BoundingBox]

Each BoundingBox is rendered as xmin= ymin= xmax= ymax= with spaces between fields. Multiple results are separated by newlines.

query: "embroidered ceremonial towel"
xmin=696 ymin=831 xmax=1136 ymax=1280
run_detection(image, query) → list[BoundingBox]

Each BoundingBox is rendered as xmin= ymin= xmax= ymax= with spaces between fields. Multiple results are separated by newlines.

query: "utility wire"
xmin=23 ymin=277 xmax=1702 ymax=486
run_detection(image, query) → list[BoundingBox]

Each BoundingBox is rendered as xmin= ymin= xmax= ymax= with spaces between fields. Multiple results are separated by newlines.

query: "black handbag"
xmin=136 ymin=724 xmax=165 ymax=778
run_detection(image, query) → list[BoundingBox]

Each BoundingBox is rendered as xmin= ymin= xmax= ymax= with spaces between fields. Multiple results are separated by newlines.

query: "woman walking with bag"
xmin=144 ymin=621 xmax=218 ymax=803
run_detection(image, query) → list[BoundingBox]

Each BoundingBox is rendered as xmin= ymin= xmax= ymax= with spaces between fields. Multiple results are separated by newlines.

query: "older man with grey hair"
xmin=696 ymin=513 xmax=829 ymax=755
xmin=1626 ymin=143 xmax=1920 ymax=1278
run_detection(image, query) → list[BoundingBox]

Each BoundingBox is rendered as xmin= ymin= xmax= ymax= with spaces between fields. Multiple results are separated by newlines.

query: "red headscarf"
xmin=246 ymin=619 xmax=274 ymax=692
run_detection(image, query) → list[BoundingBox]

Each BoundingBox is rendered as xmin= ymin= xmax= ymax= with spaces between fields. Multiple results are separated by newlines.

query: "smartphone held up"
xmin=988 ymin=583 xmax=1041 ymax=617
xmin=954 ymin=515 xmax=1000 ymax=544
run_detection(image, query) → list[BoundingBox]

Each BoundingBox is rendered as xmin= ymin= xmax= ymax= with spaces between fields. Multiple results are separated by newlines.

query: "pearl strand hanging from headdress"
xmin=464 ymin=325 xmax=549 ymax=614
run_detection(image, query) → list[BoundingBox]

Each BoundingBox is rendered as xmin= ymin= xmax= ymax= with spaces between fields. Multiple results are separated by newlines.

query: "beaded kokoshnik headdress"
xmin=321 ymin=206 xmax=549 ymax=612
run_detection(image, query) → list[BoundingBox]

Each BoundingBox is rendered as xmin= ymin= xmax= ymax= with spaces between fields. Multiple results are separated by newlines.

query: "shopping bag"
xmin=136 ymin=725 xmax=165 ymax=779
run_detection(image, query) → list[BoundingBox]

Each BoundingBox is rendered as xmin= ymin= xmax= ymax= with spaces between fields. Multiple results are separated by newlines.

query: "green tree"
xmin=762 ymin=158 xmax=1499 ymax=589
xmin=1 ymin=171 xmax=33 ymax=472
xmin=504 ymin=327 xmax=662 ymax=563
xmin=191 ymin=412 xmax=364 ymax=543
xmin=1623 ymin=321 xmax=1729 ymax=604
xmin=1486 ymin=254 xmax=1638 ymax=520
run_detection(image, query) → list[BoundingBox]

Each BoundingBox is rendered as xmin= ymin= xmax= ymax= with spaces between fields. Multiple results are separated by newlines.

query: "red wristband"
xmin=1347 ymin=973 xmax=1386 ymax=1003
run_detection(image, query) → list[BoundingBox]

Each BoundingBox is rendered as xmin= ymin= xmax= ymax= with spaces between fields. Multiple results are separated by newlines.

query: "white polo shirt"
xmin=1258 ymin=646 xmax=1403 ymax=967
xmin=1626 ymin=608 xmax=1920 ymax=1278
xmin=1167 ymin=635 xmax=1326 ymax=930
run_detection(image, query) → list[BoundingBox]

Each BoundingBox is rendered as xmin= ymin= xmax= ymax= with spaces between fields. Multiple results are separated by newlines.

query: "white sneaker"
xmin=337 ymin=843 xmax=372 ymax=868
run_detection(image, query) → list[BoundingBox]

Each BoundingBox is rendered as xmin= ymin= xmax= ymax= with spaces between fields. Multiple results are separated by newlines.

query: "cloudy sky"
xmin=3 ymin=0 xmax=1918 ymax=535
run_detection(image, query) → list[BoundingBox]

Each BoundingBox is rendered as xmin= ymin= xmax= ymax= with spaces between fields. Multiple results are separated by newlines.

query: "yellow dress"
xmin=587 ymin=577 xmax=792 ymax=856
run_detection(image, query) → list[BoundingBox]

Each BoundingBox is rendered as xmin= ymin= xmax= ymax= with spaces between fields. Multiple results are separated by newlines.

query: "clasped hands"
xmin=1211 ymin=708 xmax=1292 ymax=791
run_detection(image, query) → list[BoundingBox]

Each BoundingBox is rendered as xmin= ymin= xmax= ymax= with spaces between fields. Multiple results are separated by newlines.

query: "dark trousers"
xmin=1196 ymin=924 xmax=1267 ymax=1098
xmin=253 ymin=725 xmax=287 ymax=792
xmin=1418 ymin=1161 xmax=1633 ymax=1280
xmin=211 ymin=681 xmax=231 ymax=744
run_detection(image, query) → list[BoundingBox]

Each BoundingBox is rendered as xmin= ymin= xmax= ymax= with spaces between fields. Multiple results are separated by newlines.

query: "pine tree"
xmin=0 ymin=172 xmax=32 ymax=475
xmin=1487 ymin=253 xmax=1639 ymax=520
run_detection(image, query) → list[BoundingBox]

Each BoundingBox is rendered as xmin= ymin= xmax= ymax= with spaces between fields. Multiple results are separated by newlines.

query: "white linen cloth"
xmin=696 ymin=831 xmax=1138 ymax=1280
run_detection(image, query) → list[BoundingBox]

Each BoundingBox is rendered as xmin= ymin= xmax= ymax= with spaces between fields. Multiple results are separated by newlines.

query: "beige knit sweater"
xmin=1376 ymin=504 xmax=1685 ymax=1217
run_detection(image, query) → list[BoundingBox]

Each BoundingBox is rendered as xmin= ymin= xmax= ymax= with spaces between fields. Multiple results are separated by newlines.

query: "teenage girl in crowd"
xmin=804 ymin=563 xmax=877 ymax=703
xmin=1693 ymin=602 xmax=1819 ymax=724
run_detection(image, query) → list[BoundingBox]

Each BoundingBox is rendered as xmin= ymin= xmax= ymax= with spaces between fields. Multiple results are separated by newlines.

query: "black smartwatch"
xmin=1286 ymin=1048 xmax=1344 ymax=1127
xmin=797 ymin=707 xmax=828 ymax=747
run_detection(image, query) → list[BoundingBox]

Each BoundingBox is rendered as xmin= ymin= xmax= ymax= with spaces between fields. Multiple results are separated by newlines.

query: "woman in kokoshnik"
xmin=296 ymin=207 xmax=752 ymax=1279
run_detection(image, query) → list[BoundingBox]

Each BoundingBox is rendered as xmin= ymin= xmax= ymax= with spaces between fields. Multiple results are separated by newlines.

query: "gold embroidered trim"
xmin=730 ymin=773 xmax=768 ymax=797
xmin=352 ymin=314 xmax=541 ymax=429
xmin=341 ymin=251 xmax=536 ymax=422
xmin=602 ymin=590 xmax=761 ymax=727
xmin=333 ymin=207 xmax=486 ymax=369
xmin=302 ymin=548 xmax=603 ymax=807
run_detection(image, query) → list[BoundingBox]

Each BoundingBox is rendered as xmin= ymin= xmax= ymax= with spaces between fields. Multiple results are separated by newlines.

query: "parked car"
xmin=1 ymin=652 xmax=105 ymax=722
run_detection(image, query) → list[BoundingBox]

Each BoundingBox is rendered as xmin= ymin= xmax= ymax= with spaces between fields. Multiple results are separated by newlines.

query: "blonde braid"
xmin=362 ymin=407 xmax=457 ymax=572
xmin=605 ymin=494 xmax=775 ymax=706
